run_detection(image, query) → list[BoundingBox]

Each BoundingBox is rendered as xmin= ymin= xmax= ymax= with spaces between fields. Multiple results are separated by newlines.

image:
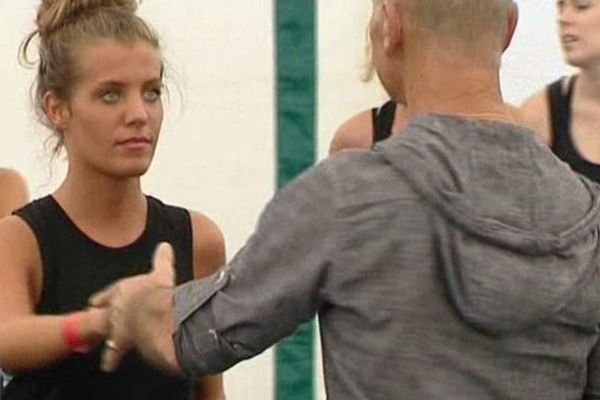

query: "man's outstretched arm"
xmin=92 ymin=162 xmax=338 ymax=377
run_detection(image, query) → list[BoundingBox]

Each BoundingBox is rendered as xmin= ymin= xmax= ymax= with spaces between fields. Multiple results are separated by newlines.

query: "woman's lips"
xmin=117 ymin=137 xmax=152 ymax=151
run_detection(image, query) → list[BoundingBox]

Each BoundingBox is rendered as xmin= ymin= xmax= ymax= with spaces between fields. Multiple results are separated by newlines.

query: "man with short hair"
xmin=94 ymin=1 xmax=600 ymax=398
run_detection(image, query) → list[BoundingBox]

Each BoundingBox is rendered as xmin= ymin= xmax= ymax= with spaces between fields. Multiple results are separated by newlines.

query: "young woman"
xmin=0 ymin=169 xmax=28 ymax=218
xmin=521 ymin=0 xmax=600 ymax=183
xmin=0 ymin=1 xmax=225 ymax=399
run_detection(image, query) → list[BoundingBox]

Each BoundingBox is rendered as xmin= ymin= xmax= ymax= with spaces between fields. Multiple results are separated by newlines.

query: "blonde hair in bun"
xmin=35 ymin=0 xmax=139 ymax=37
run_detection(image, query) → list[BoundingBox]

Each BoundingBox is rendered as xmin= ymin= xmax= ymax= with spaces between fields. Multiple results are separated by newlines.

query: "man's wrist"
xmin=81 ymin=308 xmax=108 ymax=345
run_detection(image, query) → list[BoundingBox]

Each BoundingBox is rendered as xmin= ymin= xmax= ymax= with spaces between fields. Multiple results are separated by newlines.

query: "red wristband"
xmin=63 ymin=312 xmax=91 ymax=354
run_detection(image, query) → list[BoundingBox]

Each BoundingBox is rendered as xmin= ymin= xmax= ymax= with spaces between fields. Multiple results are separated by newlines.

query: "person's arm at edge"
xmin=189 ymin=211 xmax=227 ymax=400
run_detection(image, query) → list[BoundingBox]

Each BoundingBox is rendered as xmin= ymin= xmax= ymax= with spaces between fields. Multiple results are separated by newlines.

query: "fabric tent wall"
xmin=0 ymin=1 xmax=570 ymax=399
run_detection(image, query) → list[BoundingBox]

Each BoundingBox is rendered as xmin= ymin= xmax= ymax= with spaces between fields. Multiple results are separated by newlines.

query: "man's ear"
xmin=503 ymin=1 xmax=519 ymax=52
xmin=382 ymin=0 xmax=404 ymax=55
xmin=43 ymin=91 xmax=70 ymax=132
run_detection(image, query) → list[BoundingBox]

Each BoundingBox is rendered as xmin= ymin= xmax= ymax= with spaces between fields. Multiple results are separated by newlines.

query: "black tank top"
xmin=548 ymin=77 xmax=600 ymax=183
xmin=5 ymin=195 xmax=194 ymax=400
xmin=371 ymin=100 xmax=397 ymax=145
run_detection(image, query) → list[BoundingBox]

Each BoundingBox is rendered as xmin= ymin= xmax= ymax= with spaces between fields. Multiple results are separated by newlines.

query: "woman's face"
xmin=56 ymin=39 xmax=164 ymax=179
xmin=558 ymin=0 xmax=600 ymax=69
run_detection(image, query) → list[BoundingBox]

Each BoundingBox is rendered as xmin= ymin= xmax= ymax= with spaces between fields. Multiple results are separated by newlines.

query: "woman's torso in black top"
xmin=5 ymin=195 xmax=194 ymax=400
xmin=548 ymin=76 xmax=600 ymax=183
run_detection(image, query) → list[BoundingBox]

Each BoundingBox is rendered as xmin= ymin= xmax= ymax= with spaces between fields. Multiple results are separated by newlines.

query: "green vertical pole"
xmin=274 ymin=0 xmax=317 ymax=399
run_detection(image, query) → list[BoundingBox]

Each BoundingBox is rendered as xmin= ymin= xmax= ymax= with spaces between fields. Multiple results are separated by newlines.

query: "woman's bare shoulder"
xmin=0 ymin=169 xmax=29 ymax=216
xmin=519 ymin=89 xmax=552 ymax=145
xmin=329 ymin=109 xmax=375 ymax=156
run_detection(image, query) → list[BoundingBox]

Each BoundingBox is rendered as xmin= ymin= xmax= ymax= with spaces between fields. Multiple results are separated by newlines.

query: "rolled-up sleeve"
xmin=173 ymin=162 xmax=337 ymax=376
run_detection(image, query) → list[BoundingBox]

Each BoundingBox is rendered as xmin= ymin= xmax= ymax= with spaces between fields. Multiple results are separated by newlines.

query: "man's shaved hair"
xmin=395 ymin=0 xmax=513 ymax=51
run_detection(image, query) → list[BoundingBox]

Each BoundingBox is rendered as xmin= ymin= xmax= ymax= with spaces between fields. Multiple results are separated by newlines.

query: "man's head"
xmin=397 ymin=0 xmax=515 ymax=50
xmin=369 ymin=0 xmax=518 ymax=101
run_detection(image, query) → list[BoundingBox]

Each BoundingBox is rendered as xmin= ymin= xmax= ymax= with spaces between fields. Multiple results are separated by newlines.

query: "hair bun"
xmin=36 ymin=0 xmax=139 ymax=36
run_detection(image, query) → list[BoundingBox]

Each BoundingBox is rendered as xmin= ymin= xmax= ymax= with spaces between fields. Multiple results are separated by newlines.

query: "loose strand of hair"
xmin=18 ymin=31 xmax=40 ymax=69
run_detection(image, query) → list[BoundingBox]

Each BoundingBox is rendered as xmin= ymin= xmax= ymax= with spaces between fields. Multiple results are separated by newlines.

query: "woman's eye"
xmin=101 ymin=91 xmax=120 ymax=103
xmin=575 ymin=0 xmax=592 ymax=9
xmin=144 ymin=88 xmax=162 ymax=102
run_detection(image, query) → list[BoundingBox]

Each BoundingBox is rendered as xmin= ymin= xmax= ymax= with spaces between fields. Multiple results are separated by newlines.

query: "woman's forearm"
xmin=0 ymin=310 xmax=107 ymax=373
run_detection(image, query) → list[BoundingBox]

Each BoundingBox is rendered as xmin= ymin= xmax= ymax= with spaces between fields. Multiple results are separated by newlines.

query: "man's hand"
xmin=89 ymin=242 xmax=182 ymax=375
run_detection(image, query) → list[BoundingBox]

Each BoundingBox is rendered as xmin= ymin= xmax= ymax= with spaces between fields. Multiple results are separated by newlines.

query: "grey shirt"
xmin=174 ymin=114 xmax=600 ymax=399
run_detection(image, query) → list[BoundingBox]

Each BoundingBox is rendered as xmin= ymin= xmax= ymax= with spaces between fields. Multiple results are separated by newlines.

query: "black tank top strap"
xmin=13 ymin=196 xmax=60 ymax=313
xmin=547 ymin=76 xmax=600 ymax=183
xmin=145 ymin=196 xmax=194 ymax=284
xmin=548 ymin=77 xmax=574 ymax=155
xmin=371 ymin=107 xmax=378 ymax=142
xmin=372 ymin=100 xmax=397 ymax=144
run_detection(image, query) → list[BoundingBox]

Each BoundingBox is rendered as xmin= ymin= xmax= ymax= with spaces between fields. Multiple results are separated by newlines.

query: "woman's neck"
xmin=53 ymin=166 xmax=147 ymax=235
xmin=577 ymin=67 xmax=600 ymax=103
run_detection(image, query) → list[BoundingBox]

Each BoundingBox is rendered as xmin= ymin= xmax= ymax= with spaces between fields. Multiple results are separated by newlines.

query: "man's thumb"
xmin=151 ymin=242 xmax=176 ymax=286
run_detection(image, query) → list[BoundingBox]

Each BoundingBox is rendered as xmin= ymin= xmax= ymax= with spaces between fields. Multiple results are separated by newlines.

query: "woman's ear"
xmin=43 ymin=91 xmax=70 ymax=132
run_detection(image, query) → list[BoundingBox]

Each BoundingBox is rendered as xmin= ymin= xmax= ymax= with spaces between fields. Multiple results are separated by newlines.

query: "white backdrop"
xmin=0 ymin=1 xmax=571 ymax=399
